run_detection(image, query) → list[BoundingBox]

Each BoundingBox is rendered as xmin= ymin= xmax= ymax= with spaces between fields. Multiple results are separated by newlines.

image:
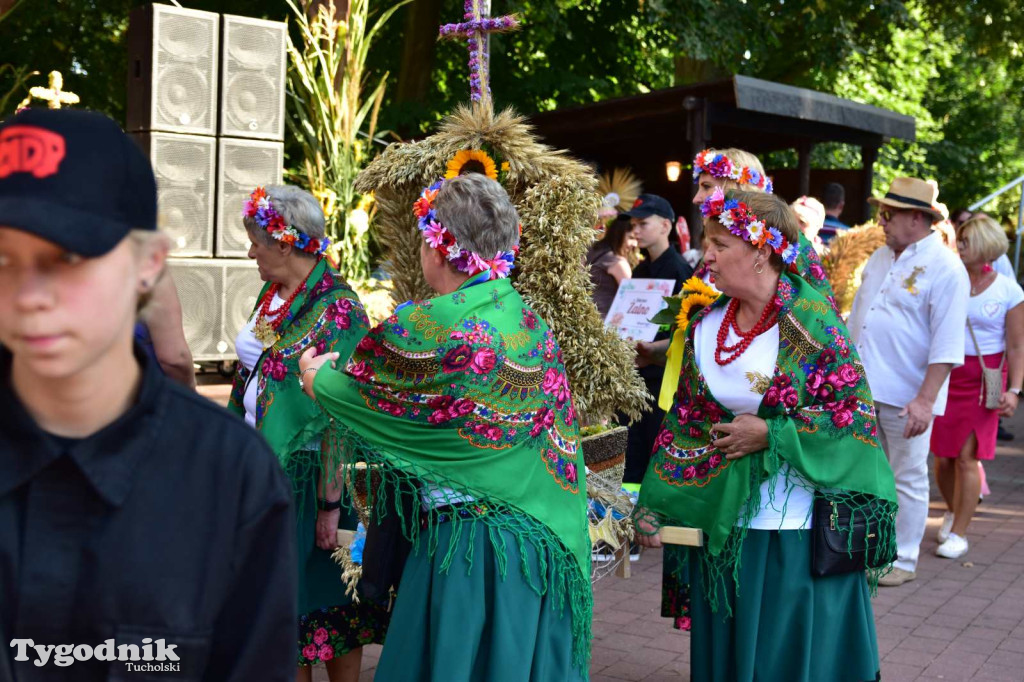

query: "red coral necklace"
xmin=252 ymin=266 xmax=317 ymax=349
xmin=715 ymin=298 xmax=777 ymax=366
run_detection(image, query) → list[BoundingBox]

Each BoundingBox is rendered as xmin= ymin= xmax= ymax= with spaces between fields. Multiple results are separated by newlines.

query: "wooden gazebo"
xmin=529 ymin=75 xmax=916 ymax=229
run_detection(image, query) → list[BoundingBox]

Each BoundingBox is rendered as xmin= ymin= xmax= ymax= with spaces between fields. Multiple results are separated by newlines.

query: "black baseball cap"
xmin=622 ymin=193 xmax=675 ymax=222
xmin=0 ymin=107 xmax=156 ymax=257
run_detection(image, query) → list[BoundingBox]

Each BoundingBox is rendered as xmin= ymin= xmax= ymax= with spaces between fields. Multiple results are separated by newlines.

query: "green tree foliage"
xmin=2 ymin=1 xmax=1021 ymax=215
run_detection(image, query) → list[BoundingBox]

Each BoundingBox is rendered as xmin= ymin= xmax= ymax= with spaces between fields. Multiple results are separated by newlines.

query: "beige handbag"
xmin=966 ymin=319 xmax=1005 ymax=410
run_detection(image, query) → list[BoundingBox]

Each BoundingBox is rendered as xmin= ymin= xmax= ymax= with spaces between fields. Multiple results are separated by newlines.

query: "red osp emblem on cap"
xmin=0 ymin=126 xmax=67 ymax=179
xmin=633 ymin=198 xmax=643 ymax=208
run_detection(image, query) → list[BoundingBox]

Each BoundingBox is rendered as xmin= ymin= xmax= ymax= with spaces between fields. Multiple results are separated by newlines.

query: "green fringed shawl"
xmin=228 ymin=258 xmax=370 ymax=485
xmin=638 ymin=272 xmax=897 ymax=610
xmin=312 ymin=277 xmax=593 ymax=670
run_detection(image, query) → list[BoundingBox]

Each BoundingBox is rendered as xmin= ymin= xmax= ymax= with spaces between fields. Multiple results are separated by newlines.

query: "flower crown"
xmin=701 ymin=187 xmax=798 ymax=264
xmin=242 ymin=187 xmax=331 ymax=256
xmin=413 ymin=178 xmax=518 ymax=280
xmin=692 ymin=149 xmax=773 ymax=193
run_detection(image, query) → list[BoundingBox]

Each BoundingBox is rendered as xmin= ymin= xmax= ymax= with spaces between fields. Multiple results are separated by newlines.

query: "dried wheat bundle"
xmin=822 ymin=223 xmax=886 ymax=315
xmin=355 ymin=104 xmax=648 ymax=422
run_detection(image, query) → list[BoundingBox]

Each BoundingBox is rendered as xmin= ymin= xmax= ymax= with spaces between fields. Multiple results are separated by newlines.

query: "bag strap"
xmin=966 ymin=317 xmax=1007 ymax=370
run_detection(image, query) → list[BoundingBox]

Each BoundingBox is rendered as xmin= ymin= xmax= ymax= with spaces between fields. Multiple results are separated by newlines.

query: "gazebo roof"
xmin=529 ymin=75 xmax=915 ymax=157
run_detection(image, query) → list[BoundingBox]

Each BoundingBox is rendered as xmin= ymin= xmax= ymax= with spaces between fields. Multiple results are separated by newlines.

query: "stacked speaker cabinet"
xmin=216 ymin=138 xmax=283 ymax=257
xmin=127 ymin=4 xmax=287 ymax=362
xmin=131 ymin=132 xmax=217 ymax=256
xmin=166 ymin=259 xmax=265 ymax=361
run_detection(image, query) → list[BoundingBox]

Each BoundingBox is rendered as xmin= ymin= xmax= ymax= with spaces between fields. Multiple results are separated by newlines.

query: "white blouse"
xmin=965 ymin=274 xmax=1024 ymax=356
xmin=694 ymin=305 xmax=814 ymax=530
xmin=234 ymin=293 xmax=285 ymax=428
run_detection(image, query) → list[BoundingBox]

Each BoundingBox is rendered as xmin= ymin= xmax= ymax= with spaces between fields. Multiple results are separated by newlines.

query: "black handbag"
xmin=811 ymin=494 xmax=896 ymax=577
xmin=358 ymin=478 xmax=417 ymax=603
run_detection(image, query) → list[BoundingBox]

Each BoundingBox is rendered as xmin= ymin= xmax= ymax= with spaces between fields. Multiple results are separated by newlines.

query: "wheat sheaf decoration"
xmin=821 ymin=223 xmax=886 ymax=316
xmin=354 ymin=105 xmax=648 ymax=422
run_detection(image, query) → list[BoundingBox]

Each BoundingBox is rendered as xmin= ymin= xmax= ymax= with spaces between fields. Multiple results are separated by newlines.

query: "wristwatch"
xmin=317 ymin=498 xmax=342 ymax=511
xmin=1011 ymin=387 xmax=1022 ymax=397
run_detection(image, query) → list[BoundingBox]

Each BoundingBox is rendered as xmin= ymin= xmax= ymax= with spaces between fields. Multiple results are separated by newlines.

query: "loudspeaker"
xmin=215 ymin=137 xmax=284 ymax=257
xmin=166 ymin=258 xmax=263 ymax=361
xmin=132 ymin=132 xmax=217 ymax=257
xmin=126 ymin=4 xmax=220 ymax=136
xmin=219 ymin=14 xmax=287 ymax=141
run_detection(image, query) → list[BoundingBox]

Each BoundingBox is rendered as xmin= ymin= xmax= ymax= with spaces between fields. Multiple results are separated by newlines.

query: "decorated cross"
xmin=18 ymin=71 xmax=80 ymax=110
xmin=438 ymin=0 xmax=519 ymax=109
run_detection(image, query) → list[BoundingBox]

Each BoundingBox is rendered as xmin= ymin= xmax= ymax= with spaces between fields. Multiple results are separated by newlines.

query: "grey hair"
xmin=242 ymin=184 xmax=325 ymax=257
xmin=434 ymin=173 xmax=519 ymax=258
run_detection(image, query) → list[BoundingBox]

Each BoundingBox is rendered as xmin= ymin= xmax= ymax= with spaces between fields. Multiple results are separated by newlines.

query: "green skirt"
xmin=691 ymin=529 xmax=879 ymax=682
xmin=375 ymin=515 xmax=587 ymax=682
xmin=293 ymin=451 xmax=390 ymax=666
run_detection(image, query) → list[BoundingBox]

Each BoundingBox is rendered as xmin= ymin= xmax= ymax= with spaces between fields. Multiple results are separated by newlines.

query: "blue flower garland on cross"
xmin=439 ymin=0 xmax=519 ymax=108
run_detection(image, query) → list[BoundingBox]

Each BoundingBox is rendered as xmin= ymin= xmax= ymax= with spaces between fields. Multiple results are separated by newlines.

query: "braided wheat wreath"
xmin=355 ymin=104 xmax=647 ymax=423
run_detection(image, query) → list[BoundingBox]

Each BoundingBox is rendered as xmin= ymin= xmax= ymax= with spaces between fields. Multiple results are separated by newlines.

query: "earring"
xmin=753 ymin=259 xmax=765 ymax=275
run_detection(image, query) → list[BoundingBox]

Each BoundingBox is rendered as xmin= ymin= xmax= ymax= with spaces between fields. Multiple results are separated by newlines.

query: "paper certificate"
xmin=604 ymin=278 xmax=674 ymax=342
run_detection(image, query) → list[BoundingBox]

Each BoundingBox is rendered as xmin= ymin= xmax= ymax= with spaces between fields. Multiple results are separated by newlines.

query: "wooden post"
xmin=860 ymin=143 xmax=880 ymax=224
xmin=797 ymin=141 xmax=813 ymax=197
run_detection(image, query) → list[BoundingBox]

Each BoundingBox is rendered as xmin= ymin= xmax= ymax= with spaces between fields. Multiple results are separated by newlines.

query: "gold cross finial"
xmin=19 ymin=70 xmax=80 ymax=110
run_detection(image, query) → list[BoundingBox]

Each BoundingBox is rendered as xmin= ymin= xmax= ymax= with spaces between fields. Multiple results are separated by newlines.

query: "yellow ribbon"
xmin=659 ymin=326 xmax=686 ymax=411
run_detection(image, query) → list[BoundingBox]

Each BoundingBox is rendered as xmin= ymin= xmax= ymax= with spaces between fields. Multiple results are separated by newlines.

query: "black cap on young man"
xmin=622 ymin=193 xmax=675 ymax=223
xmin=0 ymin=107 xmax=157 ymax=257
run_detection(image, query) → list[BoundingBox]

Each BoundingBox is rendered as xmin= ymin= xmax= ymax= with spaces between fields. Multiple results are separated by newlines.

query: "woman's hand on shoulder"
xmin=998 ymin=390 xmax=1019 ymax=418
xmin=298 ymin=347 xmax=340 ymax=399
xmin=711 ymin=415 xmax=769 ymax=460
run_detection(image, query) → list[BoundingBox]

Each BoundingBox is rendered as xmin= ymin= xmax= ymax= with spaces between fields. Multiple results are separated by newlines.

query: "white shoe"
xmin=936 ymin=533 xmax=969 ymax=559
xmin=937 ymin=512 xmax=954 ymax=544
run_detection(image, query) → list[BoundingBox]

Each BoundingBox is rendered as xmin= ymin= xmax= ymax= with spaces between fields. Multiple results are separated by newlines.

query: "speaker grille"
xmin=216 ymin=138 xmax=283 ymax=257
xmin=167 ymin=258 xmax=263 ymax=361
xmin=134 ymin=133 xmax=216 ymax=256
xmin=220 ymin=15 xmax=286 ymax=140
xmin=150 ymin=6 xmax=219 ymax=135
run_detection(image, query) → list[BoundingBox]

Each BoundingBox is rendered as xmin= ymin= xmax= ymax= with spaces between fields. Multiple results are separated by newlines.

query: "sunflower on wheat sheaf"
xmin=445 ymin=148 xmax=510 ymax=183
xmin=651 ymin=276 xmax=720 ymax=336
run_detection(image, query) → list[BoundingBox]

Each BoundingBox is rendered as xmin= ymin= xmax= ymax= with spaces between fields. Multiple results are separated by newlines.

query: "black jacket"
xmin=0 ymin=348 xmax=296 ymax=681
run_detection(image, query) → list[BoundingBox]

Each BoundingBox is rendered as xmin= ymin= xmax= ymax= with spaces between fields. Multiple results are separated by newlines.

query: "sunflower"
xmin=675 ymin=277 xmax=719 ymax=334
xmin=445 ymin=149 xmax=499 ymax=181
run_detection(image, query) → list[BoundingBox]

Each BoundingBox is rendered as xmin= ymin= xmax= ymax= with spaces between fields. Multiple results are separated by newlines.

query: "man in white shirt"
xmin=848 ymin=177 xmax=970 ymax=586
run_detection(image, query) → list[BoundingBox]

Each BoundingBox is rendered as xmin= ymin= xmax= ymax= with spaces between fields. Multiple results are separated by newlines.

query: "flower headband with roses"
xmin=692 ymin=149 xmax=773 ymax=194
xmin=242 ymin=187 xmax=331 ymax=256
xmin=413 ymin=178 xmax=518 ymax=280
xmin=701 ymin=187 xmax=798 ymax=265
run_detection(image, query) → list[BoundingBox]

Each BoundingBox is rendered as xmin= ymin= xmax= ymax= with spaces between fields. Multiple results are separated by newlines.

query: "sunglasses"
xmin=878 ymin=208 xmax=912 ymax=222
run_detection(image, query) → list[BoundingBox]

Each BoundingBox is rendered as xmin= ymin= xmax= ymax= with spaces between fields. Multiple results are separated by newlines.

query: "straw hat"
xmin=868 ymin=177 xmax=943 ymax=222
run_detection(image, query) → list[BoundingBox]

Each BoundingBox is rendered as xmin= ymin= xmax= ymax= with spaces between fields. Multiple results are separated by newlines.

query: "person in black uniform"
xmin=0 ymin=108 xmax=296 ymax=681
xmin=621 ymin=194 xmax=694 ymax=487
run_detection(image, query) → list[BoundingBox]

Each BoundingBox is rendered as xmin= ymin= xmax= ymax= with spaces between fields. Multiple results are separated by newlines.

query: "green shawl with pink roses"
xmin=638 ymin=271 xmax=897 ymax=606
xmin=228 ymin=257 xmax=370 ymax=486
xmin=311 ymin=276 xmax=592 ymax=670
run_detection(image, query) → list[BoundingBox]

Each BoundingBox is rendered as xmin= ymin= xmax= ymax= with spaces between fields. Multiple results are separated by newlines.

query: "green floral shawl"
xmin=228 ymin=258 xmax=370 ymax=483
xmin=638 ymin=272 xmax=897 ymax=606
xmin=312 ymin=276 xmax=592 ymax=670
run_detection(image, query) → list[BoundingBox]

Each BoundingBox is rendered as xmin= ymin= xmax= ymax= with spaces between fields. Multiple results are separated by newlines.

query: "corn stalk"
xmin=285 ymin=0 xmax=407 ymax=282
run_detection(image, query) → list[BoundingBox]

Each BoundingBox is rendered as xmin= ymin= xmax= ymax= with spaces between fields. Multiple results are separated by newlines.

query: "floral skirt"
xmin=293 ymin=455 xmax=390 ymax=666
xmin=298 ymin=601 xmax=391 ymax=666
xmin=661 ymin=545 xmax=691 ymax=630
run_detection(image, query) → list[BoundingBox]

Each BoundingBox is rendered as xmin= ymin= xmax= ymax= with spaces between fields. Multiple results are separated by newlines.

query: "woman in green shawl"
xmin=637 ymin=189 xmax=896 ymax=682
xmin=227 ymin=184 xmax=388 ymax=681
xmin=299 ymin=171 xmax=592 ymax=681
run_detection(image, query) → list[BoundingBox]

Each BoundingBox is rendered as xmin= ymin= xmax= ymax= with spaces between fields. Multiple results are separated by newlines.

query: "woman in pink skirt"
xmin=931 ymin=215 xmax=1024 ymax=558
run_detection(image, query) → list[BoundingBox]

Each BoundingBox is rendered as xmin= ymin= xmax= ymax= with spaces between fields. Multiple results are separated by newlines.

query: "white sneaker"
xmin=937 ymin=512 xmax=955 ymax=544
xmin=936 ymin=533 xmax=969 ymax=559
